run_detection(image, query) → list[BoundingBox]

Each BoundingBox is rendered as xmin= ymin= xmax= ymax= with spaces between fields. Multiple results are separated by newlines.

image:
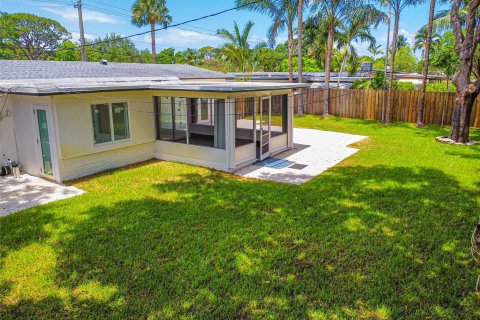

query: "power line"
xmin=46 ymin=0 xmax=264 ymax=55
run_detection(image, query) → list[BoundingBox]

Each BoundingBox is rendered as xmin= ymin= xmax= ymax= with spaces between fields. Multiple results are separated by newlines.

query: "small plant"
xmin=352 ymin=71 xmax=385 ymax=90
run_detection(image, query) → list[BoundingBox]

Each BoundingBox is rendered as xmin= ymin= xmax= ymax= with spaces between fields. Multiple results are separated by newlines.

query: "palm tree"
xmin=380 ymin=0 xmax=425 ymax=124
xmin=217 ymin=21 xmax=256 ymax=80
xmin=416 ymin=0 xmax=435 ymax=128
xmin=131 ymin=0 xmax=172 ymax=64
xmin=430 ymin=6 xmax=467 ymax=33
xmin=414 ymin=25 xmax=440 ymax=58
xmin=303 ymin=16 xmax=329 ymax=69
xmin=335 ymin=6 xmax=386 ymax=86
xmin=311 ymin=0 xmax=384 ymax=115
xmin=396 ymin=34 xmax=409 ymax=50
xmin=309 ymin=0 xmax=356 ymax=115
xmin=236 ymin=0 xmax=299 ymax=83
xmin=368 ymin=44 xmax=384 ymax=60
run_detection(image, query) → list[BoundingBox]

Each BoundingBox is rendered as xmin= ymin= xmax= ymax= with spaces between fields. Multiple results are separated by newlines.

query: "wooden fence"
xmin=294 ymin=88 xmax=480 ymax=128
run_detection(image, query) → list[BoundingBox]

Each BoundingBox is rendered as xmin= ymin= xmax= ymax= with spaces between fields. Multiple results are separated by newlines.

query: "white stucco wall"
xmin=0 ymin=95 xmax=17 ymax=162
xmin=53 ymin=91 xmax=157 ymax=180
xmin=10 ymin=95 xmax=53 ymax=177
xmin=155 ymin=141 xmax=228 ymax=171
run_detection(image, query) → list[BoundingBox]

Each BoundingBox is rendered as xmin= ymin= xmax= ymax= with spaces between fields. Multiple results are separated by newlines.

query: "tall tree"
xmin=335 ymin=5 xmax=386 ymax=85
xmin=396 ymin=34 xmax=409 ymax=50
xmin=430 ymin=31 xmax=458 ymax=90
xmin=448 ymin=0 xmax=480 ymax=143
xmin=303 ymin=16 xmax=329 ymax=69
xmin=0 ymin=12 xmax=70 ymax=60
xmin=217 ymin=21 xmax=257 ymax=79
xmin=131 ymin=0 xmax=172 ymax=64
xmin=368 ymin=44 xmax=384 ymax=60
xmin=416 ymin=0 xmax=436 ymax=127
xmin=310 ymin=0 xmax=356 ymax=115
xmin=414 ymin=25 xmax=440 ymax=58
xmin=236 ymin=0 xmax=299 ymax=82
xmin=382 ymin=0 xmax=425 ymax=124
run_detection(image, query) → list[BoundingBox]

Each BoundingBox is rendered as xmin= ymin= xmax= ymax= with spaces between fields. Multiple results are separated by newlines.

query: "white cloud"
xmin=71 ymin=32 xmax=97 ymax=42
xmin=41 ymin=6 xmax=120 ymax=24
xmin=145 ymin=28 xmax=224 ymax=49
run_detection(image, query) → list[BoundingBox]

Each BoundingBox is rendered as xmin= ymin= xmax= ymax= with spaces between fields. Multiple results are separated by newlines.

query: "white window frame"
xmin=91 ymin=101 xmax=131 ymax=146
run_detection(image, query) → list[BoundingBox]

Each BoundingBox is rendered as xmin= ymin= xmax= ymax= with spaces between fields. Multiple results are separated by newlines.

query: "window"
xmin=91 ymin=102 xmax=130 ymax=145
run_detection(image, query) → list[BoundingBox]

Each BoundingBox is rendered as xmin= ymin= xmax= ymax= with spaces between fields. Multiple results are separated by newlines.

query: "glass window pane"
xmin=92 ymin=103 xmax=112 ymax=144
xmin=271 ymin=94 xmax=288 ymax=136
xmin=214 ymin=99 xmax=225 ymax=149
xmin=112 ymin=102 xmax=129 ymax=141
xmin=174 ymin=97 xmax=187 ymax=140
xmin=200 ymin=98 xmax=209 ymax=121
xmin=36 ymin=109 xmax=53 ymax=175
xmin=159 ymin=97 xmax=173 ymax=140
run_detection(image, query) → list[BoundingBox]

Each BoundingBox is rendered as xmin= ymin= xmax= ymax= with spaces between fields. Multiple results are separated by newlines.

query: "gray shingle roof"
xmin=0 ymin=60 xmax=228 ymax=80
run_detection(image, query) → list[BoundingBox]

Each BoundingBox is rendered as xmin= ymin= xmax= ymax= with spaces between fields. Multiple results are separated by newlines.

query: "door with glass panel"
xmin=173 ymin=97 xmax=188 ymax=140
xmin=258 ymin=97 xmax=271 ymax=160
xmin=34 ymin=107 xmax=54 ymax=177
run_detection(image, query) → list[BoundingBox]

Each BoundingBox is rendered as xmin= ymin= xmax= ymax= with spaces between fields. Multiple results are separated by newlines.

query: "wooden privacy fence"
xmin=294 ymin=88 xmax=480 ymax=128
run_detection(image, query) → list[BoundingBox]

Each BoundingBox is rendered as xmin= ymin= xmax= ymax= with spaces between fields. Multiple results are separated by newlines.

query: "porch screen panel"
xmin=271 ymin=94 xmax=288 ymax=136
xmin=173 ymin=98 xmax=187 ymax=140
xmin=214 ymin=99 xmax=226 ymax=149
xmin=158 ymin=97 xmax=173 ymax=140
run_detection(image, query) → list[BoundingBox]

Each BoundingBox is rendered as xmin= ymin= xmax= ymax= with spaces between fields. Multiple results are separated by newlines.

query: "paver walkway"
xmin=0 ymin=174 xmax=84 ymax=216
xmin=235 ymin=128 xmax=367 ymax=184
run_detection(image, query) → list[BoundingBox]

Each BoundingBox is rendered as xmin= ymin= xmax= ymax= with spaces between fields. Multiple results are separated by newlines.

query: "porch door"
xmin=173 ymin=97 xmax=188 ymax=141
xmin=258 ymin=97 xmax=271 ymax=160
xmin=34 ymin=107 xmax=54 ymax=177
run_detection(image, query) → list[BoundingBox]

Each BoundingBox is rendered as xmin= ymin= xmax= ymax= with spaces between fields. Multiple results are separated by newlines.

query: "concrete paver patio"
xmin=235 ymin=128 xmax=367 ymax=184
xmin=0 ymin=174 xmax=84 ymax=216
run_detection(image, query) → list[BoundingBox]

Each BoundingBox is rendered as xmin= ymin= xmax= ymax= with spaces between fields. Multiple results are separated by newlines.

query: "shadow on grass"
xmin=1 ymin=165 xmax=479 ymax=319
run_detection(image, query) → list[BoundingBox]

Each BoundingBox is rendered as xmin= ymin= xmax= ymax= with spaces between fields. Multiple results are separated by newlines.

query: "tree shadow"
xmin=1 ymin=165 xmax=479 ymax=318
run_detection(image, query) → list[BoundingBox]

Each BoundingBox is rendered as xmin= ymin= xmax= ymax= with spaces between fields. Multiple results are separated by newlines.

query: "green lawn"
xmin=1 ymin=116 xmax=479 ymax=319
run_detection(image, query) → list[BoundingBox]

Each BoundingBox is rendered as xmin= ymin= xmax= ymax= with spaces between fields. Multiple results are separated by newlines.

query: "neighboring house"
xmin=395 ymin=72 xmax=447 ymax=87
xmin=228 ymin=72 xmax=372 ymax=86
xmin=0 ymin=60 xmax=307 ymax=182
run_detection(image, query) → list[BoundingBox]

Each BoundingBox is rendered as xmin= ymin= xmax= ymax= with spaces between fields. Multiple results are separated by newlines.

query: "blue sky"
xmin=0 ymin=0 xmax=450 ymax=56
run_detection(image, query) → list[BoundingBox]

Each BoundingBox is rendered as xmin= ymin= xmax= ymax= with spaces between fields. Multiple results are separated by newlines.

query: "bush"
xmin=391 ymin=81 xmax=417 ymax=91
xmin=426 ymin=81 xmax=455 ymax=93
xmin=352 ymin=71 xmax=385 ymax=90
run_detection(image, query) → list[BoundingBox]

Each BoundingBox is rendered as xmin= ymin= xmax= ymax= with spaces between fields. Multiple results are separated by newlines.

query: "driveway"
xmin=0 ymin=174 xmax=84 ymax=216
xmin=235 ymin=128 xmax=367 ymax=184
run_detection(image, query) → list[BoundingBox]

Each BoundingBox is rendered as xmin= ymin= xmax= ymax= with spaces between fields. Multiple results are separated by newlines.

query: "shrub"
xmin=426 ymin=81 xmax=455 ymax=93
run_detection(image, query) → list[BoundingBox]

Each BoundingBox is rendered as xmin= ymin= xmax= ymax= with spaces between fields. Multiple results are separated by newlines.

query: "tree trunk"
xmin=386 ymin=12 xmax=400 ymax=124
xmin=449 ymin=88 xmax=476 ymax=143
xmin=323 ymin=24 xmax=334 ymax=116
xmin=151 ymin=22 xmax=157 ymax=64
xmin=416 ymin=0 xmax=435 ymax=127
xmin=297 ymin=0 xmax=304 ymax=117
xmin=287 ymin=20 xmax=294 ymax=83
xmin=337 ymin=46 xmax=349 ymax=86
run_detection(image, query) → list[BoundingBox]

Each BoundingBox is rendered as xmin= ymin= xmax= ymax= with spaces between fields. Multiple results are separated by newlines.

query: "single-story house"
xmin=0 ymin=60 xmax=308 ymax=182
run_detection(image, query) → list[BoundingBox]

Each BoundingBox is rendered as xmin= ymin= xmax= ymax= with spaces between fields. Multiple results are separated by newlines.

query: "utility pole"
xmin=75 ymin=0 xmax=87 ymax=61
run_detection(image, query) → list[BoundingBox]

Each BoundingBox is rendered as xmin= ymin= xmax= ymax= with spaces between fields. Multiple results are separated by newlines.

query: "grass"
xmin=1 ymin=116 xmax=479 ymax=319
